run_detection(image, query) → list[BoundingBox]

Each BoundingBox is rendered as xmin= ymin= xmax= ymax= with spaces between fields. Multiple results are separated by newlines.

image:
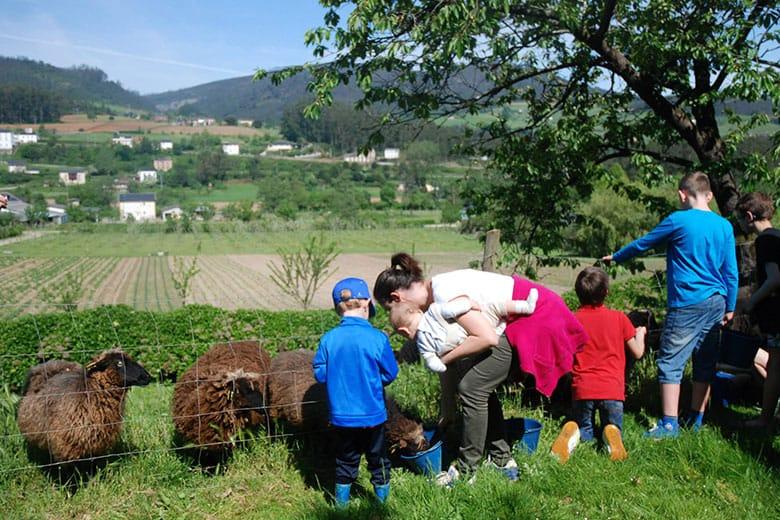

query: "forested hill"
xmin=0 ymin=56 xmax=150 ymax=110
xmin=144 ymin=70 xmax=364 ymax=124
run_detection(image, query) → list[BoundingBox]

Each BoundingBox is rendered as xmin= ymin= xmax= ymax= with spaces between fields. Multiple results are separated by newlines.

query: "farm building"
xmin=59 ymin=169 xmax=87 ymax=185
xmin=344 ymin=149 xmax=376 ymax=164
xmin=383 ymin=148 xmax=400 ymax=160
xmin=119 ymin=193 xmax=156 ymax=222
xmin=0 ymin=131 xmax=12 ymax=153
xmin=46 ymin=205 xmax=67 ymax=225
xmin=153 ymin=157 xmax=173 ymax=171
xmin=13 ymin=133 xmax=38 ymax=145
xmin=222 ymin=143 xmax=240 ymax=156
xmin=1 ymin=193 xmax=30 ymax=221
xmin=6 ymin=160 xmax=26 ymax=173
xmin=162 ymin=206 xmax=183 ymax=220
xmin=266 ymin=141 xmax=294 ymax=153
xmin=159 ymin=140 xmax=174 ymax=151
xmin=136 ymin=170 xmax=158 ymax=184
xmin=113 ymin=177 xmax=130 ymax=193
xmin=238 ymin=119 xmax=254 ymax=127
xmin=112 ymin=135 xmax=134 ymax=147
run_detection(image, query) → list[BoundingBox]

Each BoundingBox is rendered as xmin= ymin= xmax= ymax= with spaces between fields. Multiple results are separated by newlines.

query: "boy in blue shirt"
xmin=313 ymin=277 xmax=399 ymax=507
xmin=604 ymin=172 xmax=738 ymax=438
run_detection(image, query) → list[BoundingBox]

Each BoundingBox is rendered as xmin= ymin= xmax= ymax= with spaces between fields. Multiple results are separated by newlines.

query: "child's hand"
xmin=469 ymin=299 xmax=482 ymax=312
xmin=635 ymin=326 xmax=647 ymax=339
xmin=600 ymin=255 xmax=613 ymax=265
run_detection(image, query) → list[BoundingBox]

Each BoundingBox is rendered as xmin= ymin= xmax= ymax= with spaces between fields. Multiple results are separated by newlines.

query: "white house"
xmin=6 ymin=160 xmax=26 ymax=173
xmin=46 ymin=205 xmax=68 ymax=225
xmin=119 ymin=193 xmax=156 ymax=221
xmin=59 ymin=169 xmax=87 ymax=185
xmin=136 ymin=170 xmax=158 ymax=183
xmin=162 ymin=206 xmax=184 ymax=220
xmin=159 ymin=140 xmax=174 ymax=151
xmin=0 ymin=131 xmax=12 ymax=153
xmin=266 ymin=141 xmax=294 ymax=153
xmin=344 ymin=149 xmax=376 ymax=164
xmin=13 ymin=133 xmax=38 ymax=145
xmin=112 ymin=135 xmax=134 ymax=147
xmin=222 ymin=143 xmax=240 ymax=156
xmin=383 ymin=148 xmax=400 ymax=160
xmin=238 ymin=119 xmax=254 ymax=127
xmin=153 ymin=157 xmax=173 ymax=171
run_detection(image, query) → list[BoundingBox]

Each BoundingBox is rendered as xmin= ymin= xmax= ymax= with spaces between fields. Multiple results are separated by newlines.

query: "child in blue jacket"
xmin=313 ymin=277 xmax=399 ymax=507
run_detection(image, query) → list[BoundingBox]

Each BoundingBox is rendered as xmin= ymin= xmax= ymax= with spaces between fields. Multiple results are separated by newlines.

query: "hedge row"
xmin=0 ymin=304 xmax=400 ymax=392
xmin=1 ymin=275 xmax=665 ymax=393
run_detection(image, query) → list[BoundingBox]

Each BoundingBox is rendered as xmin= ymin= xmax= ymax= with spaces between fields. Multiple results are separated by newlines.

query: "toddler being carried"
xmin=391 ymin=289 xmax=539 ymax=372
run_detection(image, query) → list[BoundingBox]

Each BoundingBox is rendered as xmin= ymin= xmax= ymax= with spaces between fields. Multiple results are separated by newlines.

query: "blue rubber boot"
xmin=373 ymin=483 xmax=390 ymax=503
xmin=334 ymin=483 xmax=351 ymax=508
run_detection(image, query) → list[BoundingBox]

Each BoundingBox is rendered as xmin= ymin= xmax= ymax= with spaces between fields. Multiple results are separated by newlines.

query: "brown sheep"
xmin=266 ymin=349 xmax=428 ymax=455
xmin=17 ymin=350 xmax=151 ymax=463
xmin=22 ymin=359 xmax=81 ymax=395
xmin=267 ymin=349 xmax=329 ymax=430
xmin=172 ymin=340 xmax=271 ymax=451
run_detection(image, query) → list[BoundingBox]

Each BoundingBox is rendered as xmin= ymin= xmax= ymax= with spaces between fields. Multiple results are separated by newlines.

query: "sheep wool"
xmin=172 ymin=340 xmax=271 ymax=450
xmin=17 ymin=350 xmax=151 ymax=463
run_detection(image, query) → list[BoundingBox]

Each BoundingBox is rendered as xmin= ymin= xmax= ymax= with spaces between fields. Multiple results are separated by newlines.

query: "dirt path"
xmin=0 ymin=230 xmax=56 ymax=248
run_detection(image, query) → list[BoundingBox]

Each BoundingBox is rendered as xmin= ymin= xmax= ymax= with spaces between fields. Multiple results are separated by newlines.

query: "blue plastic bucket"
xmin=719 ymin=329 xmax=761 ymax=369
xmin=400 ymin=429 xmax=442 ymax=476
xmin=711 ymin=371 xmax=736 ymax=408
xmin=506 ymin=418 xmax=543 ymax=454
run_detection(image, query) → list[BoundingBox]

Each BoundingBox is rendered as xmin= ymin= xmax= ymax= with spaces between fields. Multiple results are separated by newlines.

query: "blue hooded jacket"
xmin=313 ymin=316 xmax=399 ymax=427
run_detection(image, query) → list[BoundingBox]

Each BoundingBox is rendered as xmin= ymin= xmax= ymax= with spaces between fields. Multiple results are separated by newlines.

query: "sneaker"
xmin=434 ymin=465 xmax=460 ymax=488
xmin=487 ymin=458 xmax=519 ymax=482
xmin=550 ymin=421 xmax=580 ymax=463
xmin=644 ymin=420 xmax=679 ymax=440
xmin=680 ymin=413 xmax=703 ymax=432
xmin=602 ymin=424 xmax=627 ymax=461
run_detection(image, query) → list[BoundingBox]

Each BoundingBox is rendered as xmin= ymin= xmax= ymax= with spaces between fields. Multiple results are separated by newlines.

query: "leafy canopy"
xmin=260 ymin=1 xmax=779 ymax=258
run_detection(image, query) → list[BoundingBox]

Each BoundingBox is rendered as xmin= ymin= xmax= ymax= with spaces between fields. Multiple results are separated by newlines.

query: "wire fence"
xmin=0 ymin=299 xmax=349 ymax=476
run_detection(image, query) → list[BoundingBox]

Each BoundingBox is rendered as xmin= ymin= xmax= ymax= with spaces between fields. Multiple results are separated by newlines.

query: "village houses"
xmin=266 ymin=141 xmax=294 ymax=153
xmin=136 ymin=170 xmax=158 ymax=184
xmin=6 ymin=160 xmax=26 ymax=173
xmin=222 ymin=142 xmax=240 ymax=156
xmin=59 ymin=168 xmax=87 ymax=185
xmin=344 ymin=149 xmax=377 ymax=164
xmin=159 ymin=140 xmax=174 ymax=151
xmin=153 ymin=157 xmax=173 ymax=171
xmin=112 ymin=135 xmax=134 ymax=147
xmin=0 ymin=130 xmax=13 ymax=153
xmin=118 ymin=193 xmax=156 ymax=221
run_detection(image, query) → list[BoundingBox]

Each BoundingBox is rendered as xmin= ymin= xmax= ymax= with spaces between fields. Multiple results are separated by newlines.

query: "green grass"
xmin=179 ymin=182 xmax=260 ymax=203
xmin=2 ymin=361 xmax=779 ymax=519
xmin=1 ymin=228 xmax=481 ymax=257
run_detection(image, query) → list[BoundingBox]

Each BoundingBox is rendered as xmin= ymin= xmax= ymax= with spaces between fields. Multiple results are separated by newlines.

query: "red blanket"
xmin=504 ymin=275 xmax=588 ymax=397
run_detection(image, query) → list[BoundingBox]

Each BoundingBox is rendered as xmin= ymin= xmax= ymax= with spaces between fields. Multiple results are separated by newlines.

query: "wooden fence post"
xmin=482 ymin=229 xmax=501 ymax=272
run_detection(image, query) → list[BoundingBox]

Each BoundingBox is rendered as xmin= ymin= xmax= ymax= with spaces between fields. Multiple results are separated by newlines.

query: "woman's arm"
xmin=438 ymin=310 xmax=499 ymax=364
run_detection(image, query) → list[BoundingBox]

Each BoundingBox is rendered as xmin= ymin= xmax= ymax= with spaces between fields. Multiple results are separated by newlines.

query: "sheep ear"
xmin=85 ymin=359 xmax=107 ymax=373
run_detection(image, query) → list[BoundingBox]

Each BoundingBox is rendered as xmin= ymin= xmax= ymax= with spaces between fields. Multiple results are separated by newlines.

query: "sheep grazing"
xmin=22 ymin=359 xmax=81 ymax=396
xmin=17 ymin=350 xmax=151 ymax=463
xmin=266 ymin=349 xmax=428 ymax=455
xmin=172 ymin=340 xmax=271 ymax=451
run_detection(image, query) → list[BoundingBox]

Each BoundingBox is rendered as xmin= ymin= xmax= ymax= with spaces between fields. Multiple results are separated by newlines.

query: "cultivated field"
xmin=5 ymin=114 xmax=274 ymax=137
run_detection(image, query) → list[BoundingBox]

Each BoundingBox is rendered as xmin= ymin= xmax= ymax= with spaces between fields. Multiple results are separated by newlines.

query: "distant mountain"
xmin=0 ymin=56 xmax=150 ymax=110
xmin=144 ymin=71 xmax=364 ymax=123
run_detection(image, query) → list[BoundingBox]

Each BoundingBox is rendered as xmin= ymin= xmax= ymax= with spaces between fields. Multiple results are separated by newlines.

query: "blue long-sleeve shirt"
xmin=312 ymin=316 xmax=399 ymax=428
xmin=612 ymin=208 xmax=738 ymax=311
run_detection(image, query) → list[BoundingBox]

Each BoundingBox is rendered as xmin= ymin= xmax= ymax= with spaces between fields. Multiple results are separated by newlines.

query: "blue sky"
xmin=0 ymin=0 xmax=336 ymax=94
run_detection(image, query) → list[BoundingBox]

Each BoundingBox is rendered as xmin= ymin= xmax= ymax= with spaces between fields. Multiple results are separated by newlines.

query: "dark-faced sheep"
xmin=266 ymin=349 xmax=428 ymax=455
xmin=172 ymin=340 xmax=271 ymax=451
xmin=17 ymin=350 xmax=151 ymax=463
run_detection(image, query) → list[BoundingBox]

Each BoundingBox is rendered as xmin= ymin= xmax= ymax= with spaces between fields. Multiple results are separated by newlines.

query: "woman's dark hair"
xmin=373 ymin=253 xmax=424 ymax=307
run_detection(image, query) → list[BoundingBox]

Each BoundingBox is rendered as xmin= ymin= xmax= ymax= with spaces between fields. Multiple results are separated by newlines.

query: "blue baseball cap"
xmin=332 ymin=277 xmax=376 ymax=317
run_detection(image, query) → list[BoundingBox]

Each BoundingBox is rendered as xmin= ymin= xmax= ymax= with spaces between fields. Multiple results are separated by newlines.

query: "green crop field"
xmin=2 ymin=228 xmax=482 ymax=257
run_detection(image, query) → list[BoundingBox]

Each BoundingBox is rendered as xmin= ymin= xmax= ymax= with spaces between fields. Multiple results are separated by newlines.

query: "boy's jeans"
xmin=658 ymin=294 xmax=725 ymax=384
xmin=572 ymin=399 xmax=623 ymax=442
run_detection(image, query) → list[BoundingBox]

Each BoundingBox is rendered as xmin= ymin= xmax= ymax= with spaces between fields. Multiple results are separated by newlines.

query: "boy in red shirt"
xmin=551 ymin=267 xmax=646 ymax=462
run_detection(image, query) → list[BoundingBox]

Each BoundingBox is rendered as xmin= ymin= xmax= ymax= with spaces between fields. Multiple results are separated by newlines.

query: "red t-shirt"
xmin=572 ymin=305 xmax=636 ymax=401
